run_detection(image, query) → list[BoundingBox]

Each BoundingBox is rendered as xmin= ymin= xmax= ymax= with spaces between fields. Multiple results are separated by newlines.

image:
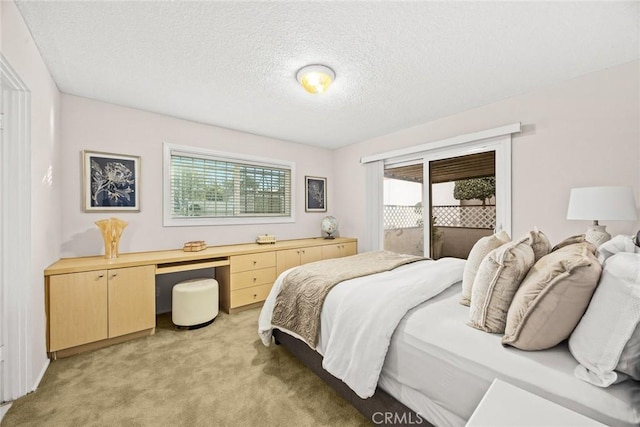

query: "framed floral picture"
xmin=83 ymin=150 xmax=140 ymax=212
xmin=305 ymin=176 xmax=327 ymax=212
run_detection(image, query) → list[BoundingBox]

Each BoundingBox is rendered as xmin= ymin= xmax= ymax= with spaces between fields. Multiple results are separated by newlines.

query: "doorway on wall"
xmin=429 ymin=151 xmax=496 ymax=259
xmin=0 ymin=62 xmax=5 ymax=409
xmin=1 ymin=55 xmax=32 ymax=406
xmin=383 ymin=161 xmax=424 ymax=257
xmin=382 ymin=152 xmax=497 ymax=259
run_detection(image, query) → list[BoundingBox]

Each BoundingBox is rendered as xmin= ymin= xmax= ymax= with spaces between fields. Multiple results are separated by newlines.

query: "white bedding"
xmin=382 ymin=283 xmax=640 ymax=427
xmin=259 ymin=257 xmax=466 ymax=398
xmin=259 ymin=257 xmax=640 ymax=427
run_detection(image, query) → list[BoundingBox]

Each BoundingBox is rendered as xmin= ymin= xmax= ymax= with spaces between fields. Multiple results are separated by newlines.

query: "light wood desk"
xmin=44 ymin=237 xmax=357 ymax=358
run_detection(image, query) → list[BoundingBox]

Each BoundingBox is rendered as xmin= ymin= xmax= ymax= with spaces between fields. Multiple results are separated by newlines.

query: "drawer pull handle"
xmin=253 ymin=260 xmax=257 ymax=265
xmin=253 ymin=277 xmax=257 ymax=282
xmin=253 ymin=294 xmax=257 ymax=299
xmin=301 ymin=250 xmax=305 ymax=254
xmin=97 ymin=273 xmax=104 ymax=278
xmin=111 ymin=273 xmax=118 ymax=278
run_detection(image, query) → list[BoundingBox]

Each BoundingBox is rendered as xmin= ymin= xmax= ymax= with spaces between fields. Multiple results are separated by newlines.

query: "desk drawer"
xmin=231 ymin=283 xmax=272 ymax=307
xmin=231 ymin=267 xmax=276 ymax=291
xmin=230 ymin=252 xmax=276 ymax=273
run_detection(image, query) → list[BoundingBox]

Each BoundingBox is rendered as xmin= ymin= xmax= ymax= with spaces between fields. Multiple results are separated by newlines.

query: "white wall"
xmin=60 ymin=95 xmax=335 ymax=257
xmin=2 ymin=0 xmax=61 ymax=393
xmin=334 ymin=61 xmax=640 ymax=248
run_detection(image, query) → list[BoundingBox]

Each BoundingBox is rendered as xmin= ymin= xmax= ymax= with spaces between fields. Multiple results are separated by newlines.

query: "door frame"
xmin=420 ymin=136 xmax=511 ymax=254
xmin=367 ymin=126 xmax=517 ymax=253
xmin=1 ymin=54 xmax=32 ymax=402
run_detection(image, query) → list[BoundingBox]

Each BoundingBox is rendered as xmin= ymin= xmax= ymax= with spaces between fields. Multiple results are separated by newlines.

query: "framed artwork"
xmin=305 ymin=176 xmax=327 ymax=212
xmin=83 ymin=150 xmax=140 ymax=212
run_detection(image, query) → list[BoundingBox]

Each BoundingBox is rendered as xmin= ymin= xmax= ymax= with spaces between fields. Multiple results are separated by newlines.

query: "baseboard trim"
xmin=32 ymin=358 xmax=50 ymax=392
xmin=49 ymin=328 xmax=155 ymax=359
xmin=0 ymin=402 xmax=12 ymax=423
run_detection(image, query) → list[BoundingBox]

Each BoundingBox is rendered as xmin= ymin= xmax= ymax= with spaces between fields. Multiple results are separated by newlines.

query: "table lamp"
xmin=566 ymin=186 xmax=638 ymax=247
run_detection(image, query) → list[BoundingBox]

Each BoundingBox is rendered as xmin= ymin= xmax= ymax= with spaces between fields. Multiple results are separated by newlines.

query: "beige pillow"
xmin=502 ymin=242 xmax=602 ymax=350
xmin=468 ymin=237 xmax=535 ymax=333
xmin=460 ymin=231 xmax=510 ymax=306
xmin=552 ymin=234 xmax=586 ymax=252
xmin=523 ymin=228 xmax=551 ymax=262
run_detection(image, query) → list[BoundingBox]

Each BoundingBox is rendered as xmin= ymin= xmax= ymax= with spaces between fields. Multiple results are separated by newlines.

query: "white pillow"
xmin=598 ymin=235 xmax=640 ymax=264
xmin=568 ymin=252 xmax=640 ymax=387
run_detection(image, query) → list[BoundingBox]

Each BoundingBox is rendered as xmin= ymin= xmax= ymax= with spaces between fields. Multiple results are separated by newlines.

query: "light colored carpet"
xmin=2 ymin=308 xmax=370 ymax=427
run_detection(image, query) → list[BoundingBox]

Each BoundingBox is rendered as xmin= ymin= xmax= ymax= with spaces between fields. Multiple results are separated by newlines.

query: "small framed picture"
xmin=83 ymin=150 xmax=140 ymax=212
xmin=305 ymin=176 xmax=327 ymax=212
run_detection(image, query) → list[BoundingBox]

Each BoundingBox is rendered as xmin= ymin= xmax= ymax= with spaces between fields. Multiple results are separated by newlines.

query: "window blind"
xmin=170 ymin=153 xmax=292 ymax=219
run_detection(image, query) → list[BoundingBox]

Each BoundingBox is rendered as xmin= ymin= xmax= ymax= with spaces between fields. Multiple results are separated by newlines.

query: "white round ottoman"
xmin=172 ymin=278 xmax=219 ymax=329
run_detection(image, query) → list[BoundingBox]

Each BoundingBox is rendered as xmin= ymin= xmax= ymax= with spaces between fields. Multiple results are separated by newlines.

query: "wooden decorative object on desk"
xmin=95 ymin=217 xmax=127 ymax=259
xmin=183 ymin=241 xmax=207 ymax=252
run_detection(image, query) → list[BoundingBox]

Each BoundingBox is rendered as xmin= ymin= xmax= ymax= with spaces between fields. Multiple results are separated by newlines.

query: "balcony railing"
xmin=384 ymin=204 xmax=495 ymax=230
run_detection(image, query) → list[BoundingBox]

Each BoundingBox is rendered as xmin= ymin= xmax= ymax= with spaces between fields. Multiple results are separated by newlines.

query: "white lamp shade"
xmin=567 ymin=186 xmax=638 ymax=221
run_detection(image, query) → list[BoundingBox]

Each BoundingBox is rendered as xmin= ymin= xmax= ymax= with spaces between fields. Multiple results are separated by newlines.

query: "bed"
xmin=258 ymin=253 xmax=640 ymax=427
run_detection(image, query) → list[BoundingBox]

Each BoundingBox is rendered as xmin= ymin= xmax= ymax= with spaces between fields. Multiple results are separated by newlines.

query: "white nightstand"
xmin=466 ymin=379 xmax=605 ymax=426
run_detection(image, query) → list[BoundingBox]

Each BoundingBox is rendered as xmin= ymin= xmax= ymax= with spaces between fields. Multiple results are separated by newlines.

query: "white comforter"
xmin=258 ymin=256 xmax=466 ymax=398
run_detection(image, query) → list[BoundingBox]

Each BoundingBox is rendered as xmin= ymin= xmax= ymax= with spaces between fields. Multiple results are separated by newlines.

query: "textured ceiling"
xmin=14 ymin=1 xmax=640 ymax=149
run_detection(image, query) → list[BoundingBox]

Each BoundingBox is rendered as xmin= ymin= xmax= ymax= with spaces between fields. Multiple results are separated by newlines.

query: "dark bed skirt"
xmin=272 ymin=329 xmax=432 ymax=427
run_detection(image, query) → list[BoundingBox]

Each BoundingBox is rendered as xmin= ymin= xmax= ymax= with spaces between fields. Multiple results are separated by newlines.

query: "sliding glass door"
xmin=380 ymin=137 xmax=511 ymax=258
xmin=383 ymin=161 xmax=424 ymax=257
xmin=428 ymin=151 xmax=496 ymax=259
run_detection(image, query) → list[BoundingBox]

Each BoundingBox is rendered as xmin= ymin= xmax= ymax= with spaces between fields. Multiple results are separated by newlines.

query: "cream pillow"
xmin=523 ymin=227 xmax=551 ymax=262
xmin=502 ymin=242 xmax=602 ymax=350
xmin=552 ymin=234 xmax=587 ymax=252
xmin=468 ymin=237 xmax=535 ymax=333
xmin=569 ymin=252 xmax=640 ymax=387
xmin=460 ymin=231 xmax=510 ymax=306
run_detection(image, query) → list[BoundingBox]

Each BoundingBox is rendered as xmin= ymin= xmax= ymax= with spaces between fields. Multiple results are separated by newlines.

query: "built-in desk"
xmin=44 ymin=237 xmax=357 ymax=358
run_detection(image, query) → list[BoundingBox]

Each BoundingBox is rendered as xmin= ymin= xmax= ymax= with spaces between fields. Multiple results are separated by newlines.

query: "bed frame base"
xmin=272 ymin=329 xmax=432 ymax=427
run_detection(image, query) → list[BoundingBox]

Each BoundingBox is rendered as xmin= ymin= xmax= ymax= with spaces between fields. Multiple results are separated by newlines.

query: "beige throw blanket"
xmin=271 ymin=250 xmax=424 ymax=348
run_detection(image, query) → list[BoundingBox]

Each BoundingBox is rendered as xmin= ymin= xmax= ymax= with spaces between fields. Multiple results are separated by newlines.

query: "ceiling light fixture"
xmin=296 ymin=64 xmax=335 ymax=94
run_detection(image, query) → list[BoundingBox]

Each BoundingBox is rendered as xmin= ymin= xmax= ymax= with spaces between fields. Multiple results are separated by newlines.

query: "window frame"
xmin=163 ymin=143 xmax=296 ymax=227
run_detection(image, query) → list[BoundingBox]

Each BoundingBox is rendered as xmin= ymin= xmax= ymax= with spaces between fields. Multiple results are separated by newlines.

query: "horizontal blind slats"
xmin=170 ymin=154 xmax=291 ymax=219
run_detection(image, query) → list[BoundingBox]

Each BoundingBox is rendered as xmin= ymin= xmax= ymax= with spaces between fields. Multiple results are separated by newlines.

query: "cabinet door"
xmin=49 ymin=270 xmax=108 ymax=351
xmin=276 ymin=248 xmax=302 ymax=276
xmin=321 ymin=244 xmax=342 ymax=260
xmin=299 ymin=246 xmax=322 ymax=265
xmin=108 ymin=265 xmax=155 ymax=338
xmin=322 ymin=242 xmax=357 ymax=260
xmin=342 ymin=242 xmax=357 ymax=257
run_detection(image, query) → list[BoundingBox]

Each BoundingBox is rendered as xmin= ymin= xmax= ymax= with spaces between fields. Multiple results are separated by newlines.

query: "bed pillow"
xmin=502 ymin=242 xmax=602 ymax=350
xmin=523 ymin=227 xmax=551 ymax=262
xmin=598 ymin=235 xmax=640 ymax=265
xmin=552 ymin=234 xmax=587 ymax=252
xmin=568 ymin=252 xmax=640 ymax=387
xmin=460 ymin=231 xmax=510 ymax=306
xmin=468 ymin=237 xmax=535 ymax=333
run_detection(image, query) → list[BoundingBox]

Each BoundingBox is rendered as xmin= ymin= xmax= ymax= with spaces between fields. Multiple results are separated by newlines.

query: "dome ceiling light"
xmin=296 ymin=64 xmax=335 ymax=94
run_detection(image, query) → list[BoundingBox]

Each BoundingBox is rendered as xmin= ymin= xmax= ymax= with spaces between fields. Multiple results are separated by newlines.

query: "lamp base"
xmin=585 ymin=224 xmax=611 ymax=247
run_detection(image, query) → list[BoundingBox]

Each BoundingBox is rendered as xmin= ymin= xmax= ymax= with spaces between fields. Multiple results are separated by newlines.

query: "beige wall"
xmin=60 ymin=95 xmax=336 ymax=257
xmin=334 ymin=61 xmax=640 ymax=249
xmin=2 ymin=0 xmax=62 ymax=392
